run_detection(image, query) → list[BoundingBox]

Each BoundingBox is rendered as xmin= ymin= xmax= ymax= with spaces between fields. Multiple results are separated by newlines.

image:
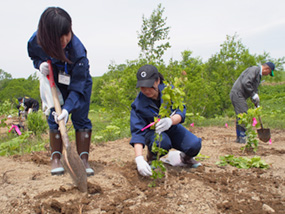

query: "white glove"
xmin=39 ymin=62 xmax=49 ymax=76
xmin=27 ymin=108 xmax=33 ymax=114
xmin=135 ymin=156 xmax=152 ymax=176
xmin=252 ymin=93 xmax=260 ymax=106
xmin=53 ymin=109 xmax=69 ymax=125
xmin=155 ymin=117 xmax=173 ymax=134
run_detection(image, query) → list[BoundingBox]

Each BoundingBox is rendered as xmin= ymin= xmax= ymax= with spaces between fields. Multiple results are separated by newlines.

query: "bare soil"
xmin=0 ymin=120 xmax=284 ymax=214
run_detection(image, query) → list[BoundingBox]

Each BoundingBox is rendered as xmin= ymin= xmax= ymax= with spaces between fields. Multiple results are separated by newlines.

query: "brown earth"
xmin=0 ymin=120 xmax=284 ymax=214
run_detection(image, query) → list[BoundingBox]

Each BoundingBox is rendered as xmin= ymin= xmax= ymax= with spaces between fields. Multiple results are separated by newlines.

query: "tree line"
xmin=91 ymin=34 xmax=284 ymax=120
xmin=0 ymin=4 xmax=284 ymax=119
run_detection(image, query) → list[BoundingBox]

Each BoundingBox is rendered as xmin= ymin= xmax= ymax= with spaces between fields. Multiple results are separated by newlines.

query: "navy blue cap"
xmin=266 ymin=62 xmax=275 ymax=77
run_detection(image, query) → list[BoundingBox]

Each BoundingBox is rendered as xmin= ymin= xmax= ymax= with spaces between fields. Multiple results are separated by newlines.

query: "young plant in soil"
xmin=217 ymin=107 xmax=270 ymax=169
xmin=149 ymin=75 xmax=186 ymax=187
xmin=148 ymin=132 xmax=168 ymax=187
xmin=217 ymin=155 xmax=269 ymax=169
xmin=237 ymin=107 xmax=261 ymax=153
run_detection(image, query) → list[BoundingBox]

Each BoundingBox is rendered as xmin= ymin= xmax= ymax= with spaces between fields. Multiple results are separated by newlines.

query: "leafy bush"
xmin=257 ymin=84 xmax=285 ymax=129
xmin=238 ymin=108 xmax=261 ymax=152
xmin=0 ymin=131 xmax=45 ymax=156
xmin=92 ymin=110 xmax=130 ymax=144
xmin=0 ymin=99 xmax=17 ymax=116
xmin=26 ymin=111 xmax=48 ymax=136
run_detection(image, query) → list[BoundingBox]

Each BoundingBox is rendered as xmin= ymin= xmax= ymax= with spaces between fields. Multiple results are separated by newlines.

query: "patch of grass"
xmin=88 ymin=108 xmax=130 ymax=144
xmin=0 ymin=131 xmax=46 ymax=156
xmin=259 ymin=83 xmax=285 ymax=129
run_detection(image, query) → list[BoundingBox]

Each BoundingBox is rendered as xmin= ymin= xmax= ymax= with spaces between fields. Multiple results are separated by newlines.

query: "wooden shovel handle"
xmin=47 ymin=60 xmax=68 ymax=146
xmin=258 ymin=116 xmax=264 ymax=130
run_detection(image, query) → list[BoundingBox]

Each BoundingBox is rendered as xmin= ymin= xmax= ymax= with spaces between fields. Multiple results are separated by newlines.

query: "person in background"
xmin=17 ymin=96 xmax=39 ymax=117
xmin=230 ymin=62 xmax=275 ymax=144
xmin=130 ymin=64 xmax=202 ymax=176
xmin=27 ymin=7 xmax=94 ymax=176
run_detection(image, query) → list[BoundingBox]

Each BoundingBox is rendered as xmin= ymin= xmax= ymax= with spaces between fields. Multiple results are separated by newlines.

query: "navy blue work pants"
xmin=47 ymin=103 xmax=92 ymax=131
xmin=145 ymin=124 xmax=202 ymax=158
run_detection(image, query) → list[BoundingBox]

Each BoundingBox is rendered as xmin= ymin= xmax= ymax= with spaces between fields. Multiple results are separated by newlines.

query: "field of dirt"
xmin=0 ymin=122 xmax=284 ymax=213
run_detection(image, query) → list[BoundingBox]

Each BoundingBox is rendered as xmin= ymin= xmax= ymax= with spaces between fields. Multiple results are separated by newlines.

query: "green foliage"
xmin=258 ymin=83 xmax=285 ymax=129
xmin=150 ymin=77 xmax=186 ymax=186
xmin=0 ymin=69 xmax=12 ymax=80
xmin=185 ymin=112 xmax=205 ymax=126
xmin=217 ymin=155 xmax=269 ymax=169
xmin=90 ymin=22 xmax=285 ymax=129
xmin=0 ymin=99 xmax=17 ymax=116
xmin=0 ymin=72 xmax=40 ymax=103
xmin=26 ymin=111 xmax=48 ymax=136
xmin=91 ymin=76 xmax=104 ymax=105
xmin=94 ymin=125 xmax=120 ymax=142
xmin=0 ymin=118 xmax=8 ymax=128
xmin=195 ymin=153 xmax=210 ymax=161
xmin=203 ymin=34 xmax=256 ymax=117
xmin=238 ymin=108 xmax=261 ymax=152
xmin=0 ymin=131 xmax=45 ymax=156
xmin=0 ymin=69 xmax=12 ymax=90
xmin=149 ymin=134 xmax=168 ymax=187
xmin=94 ymin=61 xmax=141 ymax=119
xmin=137 ymin=3 xmax=171 ymax=63
xmin=91 ymin=108 xmax=130 ymax=144
xmin=161 ymin=77 xmax=185 ymax=115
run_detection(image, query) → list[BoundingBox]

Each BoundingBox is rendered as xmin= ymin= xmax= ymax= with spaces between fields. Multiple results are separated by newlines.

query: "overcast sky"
xmin=0 ymin=0 xmax=284 ymax=79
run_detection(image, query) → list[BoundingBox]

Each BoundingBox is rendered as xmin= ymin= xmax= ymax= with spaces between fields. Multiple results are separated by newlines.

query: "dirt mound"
xmin=0 ymin=127 xmax=284 ymax=213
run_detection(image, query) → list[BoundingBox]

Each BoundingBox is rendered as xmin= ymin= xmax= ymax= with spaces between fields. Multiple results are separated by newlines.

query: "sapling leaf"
xmin=149 ymin=77 xmax=186 ymax=187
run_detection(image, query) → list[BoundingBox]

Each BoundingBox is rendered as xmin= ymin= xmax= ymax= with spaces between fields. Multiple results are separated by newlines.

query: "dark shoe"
xmin=235 ymin=136 xmax=246 ymax=144
xmin=180 ymin=152 xmax=202 ymax=168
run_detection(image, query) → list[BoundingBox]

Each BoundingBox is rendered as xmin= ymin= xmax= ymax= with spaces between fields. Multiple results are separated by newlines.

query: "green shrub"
xmin=0 ymin=99 xmax=17 ymax=116
xmin=0 ymin=131 xmax=45 ymax=156
xmin=26 ymin=111 xmax=48 ymax=136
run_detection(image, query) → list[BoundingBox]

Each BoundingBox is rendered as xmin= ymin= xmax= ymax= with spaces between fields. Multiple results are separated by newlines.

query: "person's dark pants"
xmin=47 ymin=101 xmax=92 ymax=131
xmin=230 ymin=90 xmax=247 ymax=141
xmin=145 ymin=124 xmax=202 ymax=158
xmin=32 ymin=102 xmax=39 ymax=112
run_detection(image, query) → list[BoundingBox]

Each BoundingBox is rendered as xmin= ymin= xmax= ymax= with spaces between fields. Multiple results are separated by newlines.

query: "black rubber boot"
xmin=50 ymin=130 xmax=64 ymax=175
xmin=76 ymin=129 xmax=94 ymax=177
xmin=180 ymin=152 xmax=202 ymax=168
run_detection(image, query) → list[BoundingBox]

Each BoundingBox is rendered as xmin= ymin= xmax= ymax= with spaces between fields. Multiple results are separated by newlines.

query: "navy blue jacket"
xmin=130 ymin=83 xmax=186 ymax=146
xmin=27 ymin=32 xmax=92 ymax=113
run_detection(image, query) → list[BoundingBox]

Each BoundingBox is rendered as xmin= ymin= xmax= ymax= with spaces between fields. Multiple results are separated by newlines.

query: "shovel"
xmin=47 ymin=60 xmax=87 ymax=192
xmin=257 ymin=115 xmax=271 ymax=142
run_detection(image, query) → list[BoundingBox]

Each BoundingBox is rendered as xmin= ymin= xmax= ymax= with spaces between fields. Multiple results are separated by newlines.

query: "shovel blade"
xmin=257 ymin=128 xmax=271 ymax=142
xmin=62 ymin=145 xmax=87 ymax=193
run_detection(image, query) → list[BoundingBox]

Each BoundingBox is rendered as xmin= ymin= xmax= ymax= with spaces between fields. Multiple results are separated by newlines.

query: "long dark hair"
xmin=37 ymin=7 xmax=72 ymax=63
xmin=157 ymin=73 xmax=164 ymax=84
